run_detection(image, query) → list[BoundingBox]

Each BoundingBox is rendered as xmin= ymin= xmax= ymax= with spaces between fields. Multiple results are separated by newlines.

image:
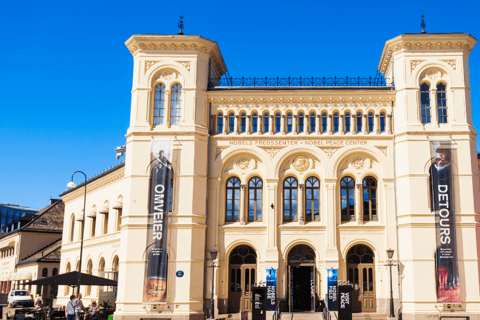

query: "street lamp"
xmin=385 ymin=248 xmax=396 ymax=318
xmin=67 ymin=171 xmax=87 ymax=295
xmin=208 ymin=250 xmax=218 ymax=319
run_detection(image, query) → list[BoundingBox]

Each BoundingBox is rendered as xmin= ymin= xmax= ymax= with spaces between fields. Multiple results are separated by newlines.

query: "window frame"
xmin=345 ymin=113 xmax=351 ymax=132
xmin=380 ymin=112 xmax=386 ymax=132
xmin=252 ymin=113 xmax=258 ymax=133
xmin=322 ymin=113 xmax=327 ymax=132
xmin=420 ymin=83 xmax=431 ymax=124
xmin=298 ymin=113 xmax=304 ymax=133
xmin=217 ymin=113 xmax=223 ymax=133
xmin=153 ymin=83 xmax=166 ymax=125
xmin=341 ymin=176 xmax=355 ymax=222
xmin=229 ymin=113 xmax=235 ymax=133
xmin=305 ymin=176 xmax=320 ymax=221
xmin=275 ymin=113 xmax=281 ymax=133
xmin=333 ymin=113 xmax=339 ymax=133
xmin=356 ymin=112 xmax=362 ymax=132
xmin=283 ymin=177 xmax=298 ymax=222
xmin=310 ymin=113 xmax=316 ymax=132
xmin=368 ymin=112 xmax=374 ymax=132
xmin=226 ymin=177 xmax=241 ymax=222
xmin=437 ymin=83 xmax=448 ymax=124
xmin=264 ymin=113 xmax=269 ymax=132
xmin=248 ymin=177 xmax=263 ymax=222
xmin=362 ymin=177 xmax=378 ymax=221
xmin=170 ymin=84 xmax=182 ymax=125
xmin=286 ymin=113 xmax=293 ymax=133
xmin=240 ymin=113 xmax=246 ymax=133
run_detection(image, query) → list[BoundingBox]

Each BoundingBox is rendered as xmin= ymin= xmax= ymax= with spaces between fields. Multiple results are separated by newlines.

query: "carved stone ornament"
xmin=145 ymin=60 xmax=159 ymax=73
xmin=319 ymin=147 xmax=342 ymax=159
xmin=420 ymin=69 xmax=443 ymax=81
xmin=178 ymin=61 xmax=191 ymax=72
xmin=410 ymin=60 xmax=424 ymax=72
xmin=351 ymin=156 xmax=366 ymax=170
xmin=375 ymin=146 xmax=388 ymax=157
xmin=237 ymin=157 xmax=250 ymax=170
xmin=161 ymin=70 xmax=177 ymax=81
xmin=292 ymin=156 xmax=309 ymax=172
xmin=261 ymin=147 xmax=283 ymax=159
xmin=441 ymin=59 xmax=457 ymax=70
xmin=215 ymin=146 xmax=229 ymax=158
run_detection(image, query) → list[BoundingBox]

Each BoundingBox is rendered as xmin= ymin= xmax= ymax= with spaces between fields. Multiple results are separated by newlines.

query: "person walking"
xmin=66 ymin=295 xmax=76 ymax=320
xmin=74 ymin=293 xmax=86 ymax=320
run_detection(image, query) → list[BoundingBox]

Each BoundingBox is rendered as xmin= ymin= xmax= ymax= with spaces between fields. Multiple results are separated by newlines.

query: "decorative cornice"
xmin=378 ymin=34 xmax=477 ymax=75
xmin=62 ymin=169 xmax=125 ymax=203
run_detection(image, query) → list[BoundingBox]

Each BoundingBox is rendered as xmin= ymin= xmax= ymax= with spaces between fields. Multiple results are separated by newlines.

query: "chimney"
xmin=50 ymin=199 xmax=60 ymax=205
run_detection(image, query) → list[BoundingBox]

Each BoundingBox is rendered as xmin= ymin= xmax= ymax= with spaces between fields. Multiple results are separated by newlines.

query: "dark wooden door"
xmin=228 ymin=264 xmax=256 ymax=312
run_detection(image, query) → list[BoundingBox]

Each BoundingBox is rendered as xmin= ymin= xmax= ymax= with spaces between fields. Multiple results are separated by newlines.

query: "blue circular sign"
xmin=176 ymin=271 xmax=184 ymax=277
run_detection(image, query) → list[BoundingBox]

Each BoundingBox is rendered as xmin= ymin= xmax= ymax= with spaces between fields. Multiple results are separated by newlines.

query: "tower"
xmin=115 ymin=34 xmax=227 ymax=320
xmin=379 ymin=33 xmax=480 ymax=318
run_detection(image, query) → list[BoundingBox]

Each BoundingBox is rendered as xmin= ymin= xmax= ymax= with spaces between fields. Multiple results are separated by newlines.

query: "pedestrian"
xmin=74 ymin=293 xmax=86 ymax=320
xmin=66 ymin=295 xmax=76 ymax=320
xmin=35 ymin=294 xmax=42 ymax=305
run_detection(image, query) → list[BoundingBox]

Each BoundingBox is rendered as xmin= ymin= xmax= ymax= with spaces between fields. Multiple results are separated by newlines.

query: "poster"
xmin=338 ymin=285 xmax=352 ymax=320
xmin=430 ymin=141 xmax=460 ymax=303
xmin=143 ymin=139 xmax=173 ymax=303
xmin=266 ymin=269 xmax=277 ymax=311
xmin=327 ymin=269 xmax=338 ymax=311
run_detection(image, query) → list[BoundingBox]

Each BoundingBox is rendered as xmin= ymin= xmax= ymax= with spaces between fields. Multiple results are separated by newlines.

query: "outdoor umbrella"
xmin=23 ymin=271 xmax=117 ymax=287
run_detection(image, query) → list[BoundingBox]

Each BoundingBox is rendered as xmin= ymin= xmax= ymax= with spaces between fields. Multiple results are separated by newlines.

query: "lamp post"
xmin=67 ymin=171 xmax=87 ymax=295
xmin=208 ymin=250 xmax=218 ymax=319
xmin=385 ymin=248 xmax=396 ymax=318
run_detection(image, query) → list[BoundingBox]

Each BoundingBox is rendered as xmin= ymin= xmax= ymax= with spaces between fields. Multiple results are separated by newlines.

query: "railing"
xmin=272 ymin=299 xmax=281 ymax=320
xmin=209 ymin=75 xmax=392 ymax=88
xmin=323 ymin=294 xmax=333 ymax=320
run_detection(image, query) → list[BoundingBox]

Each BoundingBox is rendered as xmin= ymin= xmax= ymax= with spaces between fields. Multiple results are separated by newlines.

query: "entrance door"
xmin=228 ymin=245 xmax=257 ymax=313
xmin=290 ymin=266 xmax=315 ymax=312
xmin=287 ymin=245 xmax=316 ymax=312
xmin=346 ymin=245 xmax=376 ymax=312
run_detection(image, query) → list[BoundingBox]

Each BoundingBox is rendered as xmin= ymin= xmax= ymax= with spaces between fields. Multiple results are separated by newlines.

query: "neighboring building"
xmin=0 ymin=199 xmax=64 ymax=305
xmin=0 ymin=203 xmax=39 ymax=234
xmin=57 ymin=31 xmax=480 ymax=320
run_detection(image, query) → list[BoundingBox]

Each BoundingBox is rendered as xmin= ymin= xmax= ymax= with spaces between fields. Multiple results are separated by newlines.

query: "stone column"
xmin=431 ymin=88 xmax=438 ymax=127
xmin=356 ymin=183 xmax=363 ymax=223
xmin=305 ymin=114 xmax=310 ymax=134
xmin=281 ymin=115 xmax=285 ymax=135
xmin=328 ymin=114 xmax=333 ymax=135
xmin=387 ymin=114 xmax=392 ymax=134
xmin=234 ymin=115 xmax=239 ymax=135
xmin=258 ymin=114 xmax=263 ymax=135
xmin=374 ymin=114 xmax=379 ymax=134
xmin=298 ymin=184 xmax=305 ymax=225
xmin=165 ymin=89 xmax=171 ymax=128
xmin=240 ymin=184 xmax=246 ymax=225
xmin=293 ymin=115 xmax=298 ymax=135
xmin=340 ymin=114 xmax=345 ymax=135
xmin=222 ymin=115 xmax=227 ymax=134
xmin=352 ymin=114 xmax=357 ymax=135
xmin=246 ymin=115 xmax=251 ymax=135
xmin=363 ymin=114 xmax=368 ymax=134
xmin=316 ymin=115 xmax=321 ymax=134
xmin=270 ymin=115 xmax=274 ymax=134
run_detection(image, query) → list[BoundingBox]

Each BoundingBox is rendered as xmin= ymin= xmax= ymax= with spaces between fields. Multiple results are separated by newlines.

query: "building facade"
xmin=0 ymin=203 xmax=39 ymax=234
xmin=58 ymin=32 xmax=480 ymax=320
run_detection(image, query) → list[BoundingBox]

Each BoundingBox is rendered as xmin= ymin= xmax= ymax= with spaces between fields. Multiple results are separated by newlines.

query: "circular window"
xmin=347 ymin=245 xmax=374 ymax=264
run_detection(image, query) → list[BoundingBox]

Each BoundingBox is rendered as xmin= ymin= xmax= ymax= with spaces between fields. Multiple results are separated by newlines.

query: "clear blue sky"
xmin=1 ymin=0 xmax=479 ymax=210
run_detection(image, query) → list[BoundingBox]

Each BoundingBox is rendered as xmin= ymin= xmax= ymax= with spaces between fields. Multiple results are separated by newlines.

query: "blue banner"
xmin=327 ymin=269 xmax=338 ymax=311
xmin=266 ymin=269 xmax=277 ymax=311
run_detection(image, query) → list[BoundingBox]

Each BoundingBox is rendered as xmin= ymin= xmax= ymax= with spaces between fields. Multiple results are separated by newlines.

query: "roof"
xmin=17 ymin=239 xmax=62 ymax=266
xmin=59 ymin=162 xmax=125 ymax=197
xmin=0 ymin=203 xmax=39 ymax=212
xmin=0 ymin=199 xmax=64 ymax=240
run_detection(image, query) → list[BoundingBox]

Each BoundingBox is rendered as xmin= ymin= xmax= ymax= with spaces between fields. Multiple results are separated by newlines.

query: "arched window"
xmin=305 ymin=177 xmax=320 ymax=221
xmin=69 ymin=214 xmax=75 ymax=242
xmin=170 ymin=84 xmax=182 ymax=125
xmin=322 ymin=113 xmax=327 ymax=132
xmin=298 ymin=113 xmax=304 ymax=133
xmin=437 ymin=83 xmax=448 ymax=124
xmin=103 ymin=207 xmax=109 ymax=235
xmin=86 ymin=260 xmax=93 ymax=296
xmin=52 ymin=268 xmax=58 ymax=276
xmin=154 ymin=84 xmax=166 ymax=125
xmin=116 ymin=207 xmax=122 ymax=232
xmin=275 ymin=113 xmax=281 ymax=133
xmin=363 ymin=177 xmax=377 ymax=221
xmin=252 ymin=113 xmax=258 ymax=133
xmin=226 ymin=177 xmax=241 ymax=222
xmin=229 ymin=113 xmax=235 ymax=133
xmin=248 ymin=177 xmax=262 ymax=222
xmin=333 ymin=113 xmax=339 ymax=132
xmin=91 ymin=215 xmax=96 ymax=237
xmin=283 ymin=177 xmax=298 ymax=222
xmin=380 ymin=113 xmax=386 ymax=132
xmin=420 ymin=83 xmax=431 ymax=124
xmin=42 ymin=268 xmax=48 ymax=277
xmin=264 ymin=113 xmax=269 ymax=132
xmin=286 ymin=113 xmax=293 ymax=133
xmin=368 ymin=112 xmax=374 ymax=132
xmin=356 ymin=112 xmax=362 ymax=132
xmin=240 ymin=113 xmax=246 ymax=133
xmin=345 ymin=113 xmax=351 ymax=132
xmin=341 ymin=176 xmax=355 ymax=222
xmin=217 ymin=113 xmax=223 ymax=133
xmin=310 ymin=113 xmax=316 ymax=132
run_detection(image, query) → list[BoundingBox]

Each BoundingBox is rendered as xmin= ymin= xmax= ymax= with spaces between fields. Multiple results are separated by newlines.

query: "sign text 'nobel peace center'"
xmin=228 ymin=140 xmax=368 ymax=146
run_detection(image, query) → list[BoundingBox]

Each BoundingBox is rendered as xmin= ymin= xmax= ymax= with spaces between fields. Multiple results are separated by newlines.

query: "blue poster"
xmin=327 ymin=269 xmax=338 ymax=311
xmin=266 ymin=269 xmax=277 ymax=311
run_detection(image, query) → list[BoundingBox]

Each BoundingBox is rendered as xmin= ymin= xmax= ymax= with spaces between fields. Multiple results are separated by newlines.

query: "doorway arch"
xmin=346 ymin=244 xmax=376 ymax=312
xmin=287 ymin=244 xmax=316 ymax=312
xmin=228 ymin=245 xmax=257 ymax=313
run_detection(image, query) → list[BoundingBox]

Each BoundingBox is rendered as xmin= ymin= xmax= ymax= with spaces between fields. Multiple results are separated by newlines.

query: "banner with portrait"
xmin=430 ymin=140 xmax=460 ymax=303
xmin=143 ymin=139 xmax=173 ymax=303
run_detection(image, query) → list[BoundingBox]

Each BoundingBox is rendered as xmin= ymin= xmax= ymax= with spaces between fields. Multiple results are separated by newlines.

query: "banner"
xmin=338 ymin=285 xmax=352 ymax=320
xmin=430 ymin=141 xmax=460 ymax=303
xmin=266 ymin=269 xmax=277 ymax=311
xmin=143 ymin=139 xmax=173 ymax=303
xmin=327 ymin=269 xmax=338 ymax=311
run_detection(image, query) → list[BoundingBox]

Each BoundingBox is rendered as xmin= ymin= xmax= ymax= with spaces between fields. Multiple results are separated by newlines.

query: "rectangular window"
xmin=322 ymin=115 xmax=327 ymax=132
xmin=275 ymin=115 xmax=281 ymax=133
xmin=310 ymin=114 xmax=315 ymax=132
xmin=345 ymin=114 xmax=351 ymax=132
xmin=264 ymin=114 xmax=269 ymax=132
xmin=357 ymin=113 xmax=362 ymax=132
xmin=299 ymin=115 xmax=304 ymax=133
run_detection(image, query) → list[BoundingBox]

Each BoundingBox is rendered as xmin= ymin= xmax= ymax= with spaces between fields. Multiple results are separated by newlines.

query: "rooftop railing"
xmin=208 ymin=75 xmax=393 ymax=88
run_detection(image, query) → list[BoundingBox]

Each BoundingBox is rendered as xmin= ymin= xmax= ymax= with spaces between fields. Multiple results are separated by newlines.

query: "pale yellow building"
xmin=57 ymin=31 xmax=480 ymax=320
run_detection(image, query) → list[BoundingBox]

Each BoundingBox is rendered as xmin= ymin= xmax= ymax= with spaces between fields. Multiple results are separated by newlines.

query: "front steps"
xmin=280 ymin=312 xmax=324 ymax=320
